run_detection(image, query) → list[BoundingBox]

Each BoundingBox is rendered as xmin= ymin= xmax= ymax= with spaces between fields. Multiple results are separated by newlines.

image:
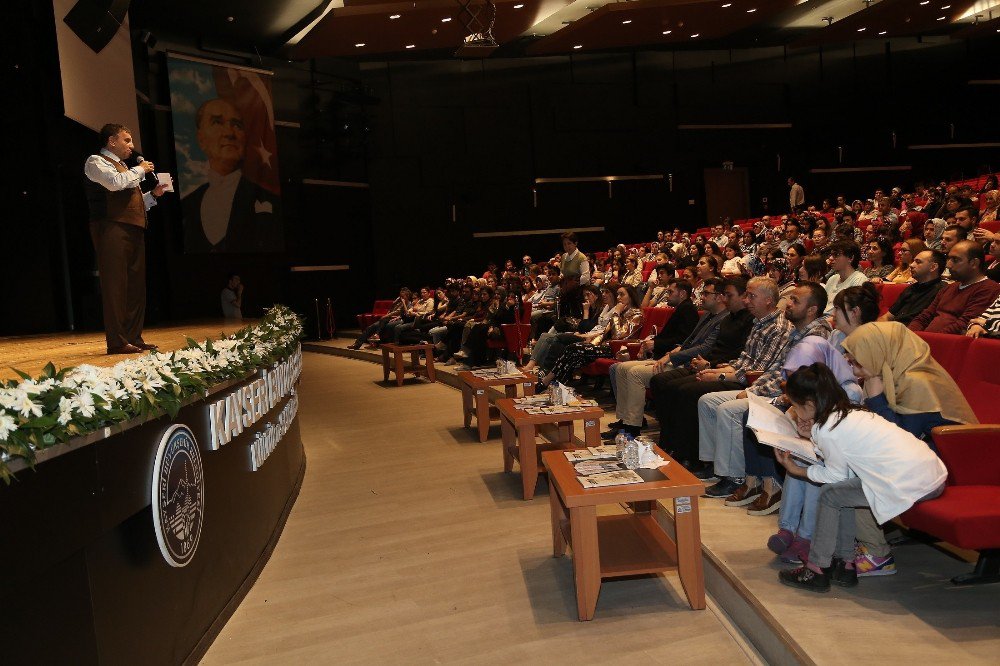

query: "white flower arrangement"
xmin=0 ymin=305 xmax=303 ymax=483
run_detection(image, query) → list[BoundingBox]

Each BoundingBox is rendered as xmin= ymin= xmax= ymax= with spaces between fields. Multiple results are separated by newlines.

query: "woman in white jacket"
xmin=773 ymin=363 xmax=947 ymax=593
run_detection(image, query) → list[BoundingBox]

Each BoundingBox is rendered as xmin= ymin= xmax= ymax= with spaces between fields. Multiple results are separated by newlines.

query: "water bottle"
xmin=623 ymin=434 xmax=640 ymax=470
xmin=615 ymin=431 xmax=627 ymax=462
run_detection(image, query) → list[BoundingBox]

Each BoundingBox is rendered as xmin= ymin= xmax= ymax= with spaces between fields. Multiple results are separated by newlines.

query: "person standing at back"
xmin=83 ymin=123 xmax=168 ymax=354
xmin=788 ymin=177 xmax=805 ymax=213
xmin=559 ymin=231 xmax=591 ymax=285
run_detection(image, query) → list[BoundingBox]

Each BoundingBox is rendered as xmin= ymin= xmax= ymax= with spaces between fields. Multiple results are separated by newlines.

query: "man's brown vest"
xmin=85 ymin=155 xmax=146 ymax=228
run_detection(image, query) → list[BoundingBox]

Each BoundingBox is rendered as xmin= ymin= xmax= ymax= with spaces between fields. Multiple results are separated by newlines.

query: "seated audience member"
xmin=745 ymin=245 xmax=770 ymax=277
xmin=641 ymin=264 xmax=676 ymax=308
xmin=631 ymin=277 xmax=699 ymax=358
xmin=954 ymin=205 xmax=980 ymax=237
xmin=692 ymin=255 xmax=723 ymax=306
xmin=768 ymin=258 xmax=797 ymax=312
xmin=778 ymin=222 xmax=802 ymax=253
xmin=523 ymin=285 xmax=609 ymax=374
xmin=698 ymin=282 xmax=834 ymax=500
xmin=651 ymin=277 xmax=793 ymax=467
xmin=783 ymin=243 xmax=806 ymax=277
xmin=767 ymin=284 xmax=878 ymax=564
xmin=444 ymin=287 xmax=491 ymax=363
xmin=559 ymin=231 xmax=591 ymax=285
xmin=879 ymin=250 xmax=947 ymax=326
xmin=537 ymin=285 xmax=644 ymax=387
xmin=529 ymin=266 xmax=562 ymax=338
xmin=621 ymin=256 xmax=644 ymax=288
xmin=349 ymin=287 xmax=411 ymax=349
xmin=861 ymin=238 xmax=895 ymax=281
xmin=721 ymin=246 xmax=745 ymax=277
xmin=428 ymin=284 xmax=468 ymax=353
xmin=799 ymin=255 xmax=828 ymax=283
xmin=810 ymin=228 xmax=829 ymax=253
xmin=981 ymin=235 xmax=1000 ymax=282
xmin=840 ymin=320 xmax=978 ymax=576
xmin=822 ymin=241 xmax=869 ymax=314
xmin=909 ymin=240 xmax=1000 ymax=334
xmin=456 ymin=288 xmax=519 ymax=366
xmin=967 ymin=290 xmax=1000 ymax=338
xmin=883 ymin=238 xmax=927 ymax=284
xmin=775 ymin=365 xmax=947 ymax=593
xmin=604 ymin=279 xmax=723 ymax=437
xmin=976 ymin=189 xmax=999 ymax=227
xmin=923 ymin=218 xmax=946 ymax=250
xmin=391 ymin=286 xmax=435 ymax=343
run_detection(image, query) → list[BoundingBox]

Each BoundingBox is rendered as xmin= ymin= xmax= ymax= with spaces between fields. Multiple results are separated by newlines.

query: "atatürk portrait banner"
xmin=167 ymin=54 xmax=284 ymax=253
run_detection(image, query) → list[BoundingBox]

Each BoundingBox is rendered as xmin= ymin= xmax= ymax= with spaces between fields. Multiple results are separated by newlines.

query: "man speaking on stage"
xmin=84 ymin=123 xmax=168 ymax=354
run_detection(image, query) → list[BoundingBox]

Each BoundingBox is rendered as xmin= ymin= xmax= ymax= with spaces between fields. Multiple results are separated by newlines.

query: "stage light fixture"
xmin=622 ymin=19 xmax=632 ymax=24
xmin=442 ymin=17 xmax=452 ymax=22
xmin=355 ymin=42 xmax=365 ymax=47
xmin=390 ymin=14 xmax=401 ymax=19
xmin=574 ymin=44 xmax=583 ymax=48
xmin=746 ymin=8 xmax=757 ymax=12
xmin=662 ymin=30 xmax=672 ymax=34
xmin=690 ymin=33 xmax=699 ymax=37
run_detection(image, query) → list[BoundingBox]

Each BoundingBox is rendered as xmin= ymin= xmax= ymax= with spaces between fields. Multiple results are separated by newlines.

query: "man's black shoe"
xmin=779 ymin=566 xmax=831 ymax=593
xmin=347 ymin=342 xmax=363 ymax=350
xmin=601 ymin=420 xmax=625 ymax=439
xmin=703 ymin=476 xmax=744 ymax=498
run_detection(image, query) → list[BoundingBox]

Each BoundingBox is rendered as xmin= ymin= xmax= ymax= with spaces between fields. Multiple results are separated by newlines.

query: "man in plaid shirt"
xmin=696 ymin=282 xmax=832 ymax=505
xmin=651 ymin=277 xmax=793 ymax=468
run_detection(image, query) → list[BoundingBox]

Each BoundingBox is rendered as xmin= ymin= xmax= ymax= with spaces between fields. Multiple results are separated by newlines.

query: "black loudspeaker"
xmin=63 ymin=0 xmax=131 ymax=54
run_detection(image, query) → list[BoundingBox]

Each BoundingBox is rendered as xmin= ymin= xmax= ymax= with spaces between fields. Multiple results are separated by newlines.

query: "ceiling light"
xmin=390 ymin=14 xmax=401 ymax=19
xmin=662 ymin=30 xmax=672 ymax=34
xmin=355 ymin=43 xmax=365 ymax=47
xmin=690 ymin=33 xmax=699 ymax=37
xmin=746 ymin=8 xmax=757 ymax=12
xmin=573 ymin=44 xmax=583 ymax=49
xmin=405 ymin=44 xmax=415 ymax=48
xmin=878 ymin=30 xmax=887 ymax=34
xmin=441 ymin=17 xmax=451 ymax=22
xmin=514 ymin=3 xmax=524 ymax=7
xmin=941 ymin=4 xmax=950 ymax=8
xmin=936 ymin=15 xmax=946 ymax=19
xmin=722 ymin=2 xmax=732 ymax=6
xmin=919 ymin=1 xmax=928 ymax=4
xmin=622 ymin=19 xmax=632 ymax=24
xmin=857 ymin=27 xmax=866 ymax=31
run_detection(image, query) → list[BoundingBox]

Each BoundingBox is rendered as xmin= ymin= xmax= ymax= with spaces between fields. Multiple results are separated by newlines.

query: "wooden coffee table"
xmin=458 ymin=371 xmax=536 ymax=442
xmin=542 ymin=446 xmax=706 ymax=621
xmin=380 ymin=342 xmax=436 ymax=386
xmin=496 ymin=398 xmax=604 ymax=501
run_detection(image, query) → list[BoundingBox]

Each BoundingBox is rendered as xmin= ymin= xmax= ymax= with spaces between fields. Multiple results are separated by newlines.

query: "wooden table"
xmin=496 ymin=398 xmax=604 ymax=501
xmin=380 ymin=342 xmax=436 ymax=386
xmin=542 ymin=446 xmax=706 ymax=621
xmin=458 ymin=371 xmax=536 ymax=442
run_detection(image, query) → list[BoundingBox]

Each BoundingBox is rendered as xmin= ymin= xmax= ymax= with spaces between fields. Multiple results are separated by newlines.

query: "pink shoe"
xmin=767 ymin=529 xmax=794 ymax=555
xmin=780 ymin=537 xmax=811 ymax=564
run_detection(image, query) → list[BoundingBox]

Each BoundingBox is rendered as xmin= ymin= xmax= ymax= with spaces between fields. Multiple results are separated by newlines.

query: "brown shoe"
xmin=107 ymin=343 xmax=143 ymax=355
xmin=747 ymin=488 xmax=783 ymax=516
xmin=133 ymin=341 xmax=158 ymax=350
xmin=724 ymin=480 xmax=761 ymax=507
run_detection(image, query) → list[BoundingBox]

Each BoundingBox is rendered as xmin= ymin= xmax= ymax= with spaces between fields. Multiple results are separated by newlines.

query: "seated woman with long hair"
xmin=523 ymin=285 xmax=611 ymax=374
xmin=537 ymin=284 xmax=644 ymax=388
xmin=692 ymin=255 xmax=722 ymax=307
xmin=774 ymin=363 xmax=948 ymax=593
xmin=883 ymin=238 xmax=927 ymax=284
xmin=862 ymin=237 xmax=895 ymax=281
xmin=836 ymin=319 xmax=977 ymax=576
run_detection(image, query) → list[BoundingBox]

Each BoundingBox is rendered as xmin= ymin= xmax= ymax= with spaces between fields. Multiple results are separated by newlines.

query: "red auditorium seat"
xmin=981 ymin=219 xmax=1000 ymax=234
xmin=357 ymin=299 xmax=394 ymax=329
xmin=913 ymin=331 xmax=971 ymax=382
xmin=493 ymin=301 xmax=532 ymax=359
xmin=900 ymin=337 xmax=1000 ymax=585
xmin=877 ymin=282 xmax=908 ymax=316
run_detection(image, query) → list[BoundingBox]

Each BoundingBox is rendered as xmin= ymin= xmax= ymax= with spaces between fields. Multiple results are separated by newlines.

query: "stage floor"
xmin=0 ymin=320 xmax=248 ymax=381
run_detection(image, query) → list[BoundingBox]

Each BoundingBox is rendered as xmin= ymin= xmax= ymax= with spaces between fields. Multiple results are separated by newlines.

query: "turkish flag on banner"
xmin=213 ymin=67 xmax=282 ymax=195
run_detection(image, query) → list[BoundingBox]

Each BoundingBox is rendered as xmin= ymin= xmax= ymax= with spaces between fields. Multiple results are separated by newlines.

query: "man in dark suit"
xmin=181 ymin=98 xmax=281 ymax=252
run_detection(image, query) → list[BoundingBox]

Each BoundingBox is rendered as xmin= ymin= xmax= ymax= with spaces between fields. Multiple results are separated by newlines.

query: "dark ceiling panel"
xmin=789 ymin=0 xmax=978 ymax=48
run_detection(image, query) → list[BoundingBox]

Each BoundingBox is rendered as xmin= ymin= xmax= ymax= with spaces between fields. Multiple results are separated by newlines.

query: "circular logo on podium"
xmin=152 ymin=424 xmax=205 ymax=567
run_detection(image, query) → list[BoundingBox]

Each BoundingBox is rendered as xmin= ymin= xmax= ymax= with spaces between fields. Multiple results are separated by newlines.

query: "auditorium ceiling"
xmin=131 ymin=0 xmax=1000 ymax=58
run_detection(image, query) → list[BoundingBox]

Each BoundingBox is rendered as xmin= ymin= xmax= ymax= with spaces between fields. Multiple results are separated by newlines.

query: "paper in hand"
xmin=746 ymin=393 xmax=824 ymax=466
xmin=156 ymin=173 xmax=174 ymax=192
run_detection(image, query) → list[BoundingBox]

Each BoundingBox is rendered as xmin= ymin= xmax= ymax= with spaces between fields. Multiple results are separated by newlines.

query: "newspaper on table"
xmin=564 ymin=447 xmax=617 ymax=462
xmin=577 ymin=469 xmax=646 ymax=489
xmin=746 ymin=392 xmax=824 ymax=466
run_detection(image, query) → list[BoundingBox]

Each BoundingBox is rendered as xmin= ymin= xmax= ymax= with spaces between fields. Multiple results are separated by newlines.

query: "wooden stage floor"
xmin=0 ymin=320 xmax=248 ymax=381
